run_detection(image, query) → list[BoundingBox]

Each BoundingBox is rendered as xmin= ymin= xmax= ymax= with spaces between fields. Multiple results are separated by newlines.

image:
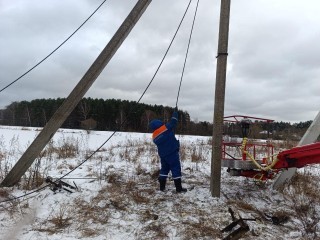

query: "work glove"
xmin=172 ymin=111 xmax=178 ymax=120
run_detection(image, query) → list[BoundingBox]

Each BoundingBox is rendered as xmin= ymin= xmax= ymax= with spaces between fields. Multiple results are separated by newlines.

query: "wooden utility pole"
xmin=210 ymin=0 xmax=231 ymax=197
xmin=1 ymin=0 xmax=152 ymax=187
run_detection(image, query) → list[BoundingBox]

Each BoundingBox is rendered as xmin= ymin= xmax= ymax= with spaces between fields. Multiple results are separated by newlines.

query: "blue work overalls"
xmin=151 ymin=112 xmax=181 ymax=180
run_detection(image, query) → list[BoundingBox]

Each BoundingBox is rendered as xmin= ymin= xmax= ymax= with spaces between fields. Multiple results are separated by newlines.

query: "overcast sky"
xmin=1 ymin=0 xmax=320 ymax=123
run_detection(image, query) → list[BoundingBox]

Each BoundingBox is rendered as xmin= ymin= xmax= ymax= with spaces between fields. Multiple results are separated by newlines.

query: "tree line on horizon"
xmin=0 ymin=98 xmax=312 ymax=139
xmin=0 ymin=98 xmax=211 ymax=135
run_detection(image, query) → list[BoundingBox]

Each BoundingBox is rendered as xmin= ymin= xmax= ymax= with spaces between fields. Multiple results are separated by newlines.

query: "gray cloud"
xmin=1 ymin=0 xmax=320 ymax=123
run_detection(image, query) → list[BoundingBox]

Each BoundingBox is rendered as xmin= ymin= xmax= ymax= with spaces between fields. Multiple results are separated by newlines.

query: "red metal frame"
xmin=222 ymin=115 xmax=274 ymax=163
xmin=274 ymin=142 xmax=320 ymax=169
xmin=224 ymin=115 xmax=274 ymax=123
xmin=222 ymin=141 xmax=274 ymax=161
xmin=225 ymin=142 xmax=320 ymax=181
xmin=234 ymin=170 xmax=278 ymax=181
xmin=221 ymin=115 xmax=320 ymax=181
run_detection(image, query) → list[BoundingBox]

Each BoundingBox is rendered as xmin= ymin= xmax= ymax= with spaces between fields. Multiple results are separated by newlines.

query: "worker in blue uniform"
xmin=149 ymin=110 xmax=187 ymax=193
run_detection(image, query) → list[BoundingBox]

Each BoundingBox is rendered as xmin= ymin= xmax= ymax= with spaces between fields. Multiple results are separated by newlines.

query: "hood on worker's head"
xmin=149 ymin=119 xmax=163 ymax=131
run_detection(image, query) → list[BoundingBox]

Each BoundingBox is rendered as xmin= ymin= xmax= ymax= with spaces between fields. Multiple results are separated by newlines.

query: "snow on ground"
xmin=0 ymin=125 xmax=320 ymax=239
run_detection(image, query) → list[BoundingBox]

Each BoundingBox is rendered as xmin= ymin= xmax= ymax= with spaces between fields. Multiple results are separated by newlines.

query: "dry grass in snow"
xmin=0 ymin=127 xmax=320 ymax=239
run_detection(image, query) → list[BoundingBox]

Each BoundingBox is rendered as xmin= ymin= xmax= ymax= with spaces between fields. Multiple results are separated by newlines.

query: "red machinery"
xmin=275 ymin=142 xmax=320 ymax=169
xmin=222 ymin=115 xmax=320 ymax=181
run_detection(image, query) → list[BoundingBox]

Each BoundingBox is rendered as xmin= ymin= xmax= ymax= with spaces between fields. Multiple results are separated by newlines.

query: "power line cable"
xmin=176 ymin=0 xmax=200 ymax=109
xmin=0 ymin=0 xmax=194 ymax=204
xmin=0 ymin=0 xmax=108 ymax=94
xmin=0 ymin=184 xmax=48 ymax=204
xmin=137 ymin=0 xmax=193 ymax=104
xmin=60 ymin=0 xmax=194 ymax=180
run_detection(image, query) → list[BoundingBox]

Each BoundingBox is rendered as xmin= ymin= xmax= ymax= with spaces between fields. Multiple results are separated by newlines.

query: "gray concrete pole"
xmin=210 ymin=0 xmax=231 ymax=197
xmin=1 ymin=0 xmax=152 ymax=187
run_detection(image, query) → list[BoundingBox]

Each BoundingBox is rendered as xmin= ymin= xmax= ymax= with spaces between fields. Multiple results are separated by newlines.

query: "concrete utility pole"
xmin=1 ymin=0 xmax=152 ymax=187
xmin=210 ymin=0 xmax=231 ymax=197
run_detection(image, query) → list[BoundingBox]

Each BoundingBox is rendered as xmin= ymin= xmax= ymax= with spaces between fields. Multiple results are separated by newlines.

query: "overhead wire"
xmin=136 ymin=0 xmax=193 ymax=104
xmin=0 ymin=0 xmax=195 ymax=204
xmin=0 ymin=0 xmax=108 ymax=94
xmin=175 ymin=0 xmax=200 ymax=109
xmin=60 ymin=0 xmax=195 ymax=180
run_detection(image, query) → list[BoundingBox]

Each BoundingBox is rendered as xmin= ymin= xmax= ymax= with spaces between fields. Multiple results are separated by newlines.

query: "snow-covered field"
xmin=0 ymin=126 xmax=319 ymax=239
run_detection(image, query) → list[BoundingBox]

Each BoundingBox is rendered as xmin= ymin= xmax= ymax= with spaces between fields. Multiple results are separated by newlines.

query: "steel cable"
xmin=0 ymin=0 xmax=108 ymax=93
xmin=0 ymin=0 xmax=195 ymax=204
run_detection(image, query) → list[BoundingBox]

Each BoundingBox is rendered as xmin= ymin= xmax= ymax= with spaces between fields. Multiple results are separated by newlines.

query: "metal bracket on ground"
xmin=221 ymin=207 xmax=255 ymax=240
xmin=45 ymin=176 xmax=77 ymax=194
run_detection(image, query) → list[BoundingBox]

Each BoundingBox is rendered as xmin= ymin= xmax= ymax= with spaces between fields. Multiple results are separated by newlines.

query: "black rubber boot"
xmin=174 ymin=178 xmax=187 ymax=193
xmin=158 ymin=178 xmax=166 ymax=191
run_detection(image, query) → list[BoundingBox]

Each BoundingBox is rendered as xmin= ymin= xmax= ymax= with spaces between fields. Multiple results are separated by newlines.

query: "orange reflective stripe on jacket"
xmin=152 ymin=125 xmax=168 ymax=140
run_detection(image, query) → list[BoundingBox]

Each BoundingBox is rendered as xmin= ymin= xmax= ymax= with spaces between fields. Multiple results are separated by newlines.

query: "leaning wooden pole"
xmin=210 ymin=0 xmax=231 ymax=197
xmin=1 ymin=0 xmax=152 ymax=187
